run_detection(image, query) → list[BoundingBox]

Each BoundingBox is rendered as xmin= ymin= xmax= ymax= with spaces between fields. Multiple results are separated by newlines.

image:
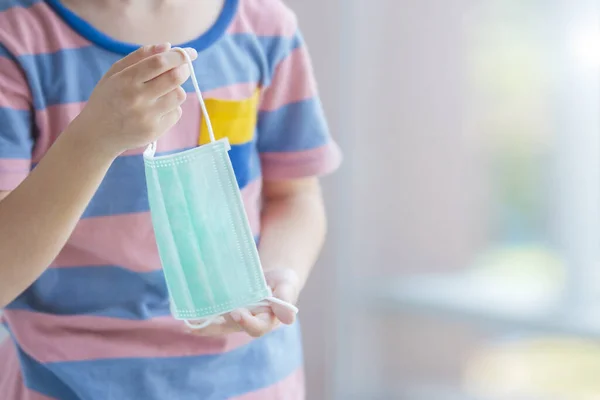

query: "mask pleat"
xmin=179 ymin=153 xmax=233 ymax=311
xmin=215 ymin=149 xmax=265 ymax=295
xmin=167 ymin=159 xmax=218 ymax=315
xmin=145 ymin=164 xmax=195 ymax=312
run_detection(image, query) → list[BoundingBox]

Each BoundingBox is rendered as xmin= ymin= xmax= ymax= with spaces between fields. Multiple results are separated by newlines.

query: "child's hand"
xmin=261 ymin=268 xmax=300 ymax=326
xmin=72 ymin=43 xmax=197 ymax=157
xmin=188 ymin=268 xmax=300 ymax=338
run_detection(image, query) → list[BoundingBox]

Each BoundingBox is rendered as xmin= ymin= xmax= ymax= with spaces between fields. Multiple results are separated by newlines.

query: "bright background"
xmin=291 ymin=0 xmax=600 ymax=399
xmin=2 ymin=1 xmax=600 ymax=399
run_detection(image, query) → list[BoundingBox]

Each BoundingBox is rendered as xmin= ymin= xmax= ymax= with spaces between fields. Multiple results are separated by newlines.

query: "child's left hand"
xmin=187 ymin=268 xmax=300 ymax=338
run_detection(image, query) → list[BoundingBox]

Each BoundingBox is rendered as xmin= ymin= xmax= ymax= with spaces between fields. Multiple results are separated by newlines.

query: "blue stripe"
xmin=257 ymin=98 xmax=330 ymax=152
xmin=7 ymin=266 xmax=171 ymax=319
xmin=230 ymin=138 xmax=261 ymax=191
xmin=45 ymin=0 xmax=239 ymax=55
xmin=0 ymin=42 xmax=13 ymax=58
xmin=0 ymin=44 xmax=34 ymax=161
xmin=0 ymin=0 xmax=40 ymax=12
xmin=255 ymin=32 xmax=303 ymax=86
xmin=18 ymin=34 xmax=297 ymax=110
xmin=71 ymin=141 xmax=258 ymax=219
xmin=7 ymin=236 xmax=261 ymax=319
xmin=17 ymin=324 xmax=302 ymax=400
xmin=20 ymin=46 xmax=118 ymax=110
xmin=0 ymin=108 xmax=33 ymax=159
xmin=83 ymin=153 xmax=149 ymax=219
xmin=16 ymin=344 xmax=81 ymax=400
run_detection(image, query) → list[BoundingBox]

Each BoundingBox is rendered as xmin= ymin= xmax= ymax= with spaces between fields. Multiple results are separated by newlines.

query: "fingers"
xmin=145 ymin=63 xmax=192 ymax=98
xmin=265 ymin=268 xmax=301 ymax=290
xmin=108 ymin=43 xmax=171 ymax=77
xmin=185 ymin=308 xmax=283 ymax=338
xmin=222 ymin=313 xmax=242 ymax=331
xmin=185 ymin=310 xmax=273 ymax=337
xmin=251 ymin=306 xmax=272 ymax=315
xmin=270 ymin=302 xmax=296 ymax=325
xmin=187 ymin=318 xmax=241 ymax=336
xmin=154 ymin=86 xmax=187 ymax=115
xmin=268 ymin=274 xmax=299 ymax=326
xmin=230 ymin=309 xmax=278 ymax=338
xmin=157 ymin=106 xmax=183 ymax=132
xmin=125 ymin=47 xmax=198 ymax=84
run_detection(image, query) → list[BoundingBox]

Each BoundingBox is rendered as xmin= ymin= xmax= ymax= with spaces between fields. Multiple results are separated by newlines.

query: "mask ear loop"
xmin=144 ymin=48 xmax=215 ymax=157
xmin=184 ymin=299 xmax=298 ymax=330
xmin=156 ymin=47 xmax=298 ymax=330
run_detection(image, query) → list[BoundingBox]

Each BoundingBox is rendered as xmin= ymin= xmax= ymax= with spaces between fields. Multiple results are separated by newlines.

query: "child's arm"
xmin=0 ymin=44 xmax=197 ymax=307
xmin=227 ymin=177 xmax=327 ymax=336
xmin=189 ymin=178 xmax=328 ymax=338
xmin=190 ymin=3 xmax=341 ymax=338
xmin=259 ymin=178 xmax=326 ymax=291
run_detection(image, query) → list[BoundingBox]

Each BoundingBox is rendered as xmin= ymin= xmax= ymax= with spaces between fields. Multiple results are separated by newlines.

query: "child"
xmin=0 ymin=0 xmax=341 ymax=398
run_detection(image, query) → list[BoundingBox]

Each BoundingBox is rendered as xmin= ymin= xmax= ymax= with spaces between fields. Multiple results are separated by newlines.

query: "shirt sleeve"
xmin=0 ymin=42 xmax=34 ymax=191
xmin=257 ymin=10 xmax=342 ymax=180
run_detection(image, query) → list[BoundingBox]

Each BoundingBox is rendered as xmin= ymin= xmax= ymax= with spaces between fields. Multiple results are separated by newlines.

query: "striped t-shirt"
xmin=0 ymin=0 xmax=341 ymax=398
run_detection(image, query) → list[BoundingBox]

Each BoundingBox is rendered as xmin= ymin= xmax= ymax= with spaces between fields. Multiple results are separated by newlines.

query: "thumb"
xmin=106 ymin=42 xmax=171 ymax=78
xmin=270 ymin=282 xmax=298 ymax=325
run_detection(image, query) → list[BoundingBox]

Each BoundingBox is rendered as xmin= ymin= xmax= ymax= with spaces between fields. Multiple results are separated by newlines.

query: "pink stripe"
xmin=242 ymin=178 xmax=262 ymax=236
xmin=0 ymin=159 xmax=31 ymax=172
xmin=121 ymin=96 xmax=200 ymax=156
xmin=52 ymin=212 xmax=161 ymax=272
xmin=33 ymin=100 xmax=199 ymax=160
xmin=228 ymin=0 xmax=296 ymax=37
xmin=0 ymin=340 xmax=21 ymax=397
xmin=232 ymin=368 xmax=305 ymax=400
xmin=0 ymin=170 xmax=29 ymax=191
xmin=23 ymin=389 xmax=56 ymax=400
xmin=0 ymin=159 xmax=30 ymax=190
xmin=0 ymin=340 xmax=57 ymax=400
xmin=4 ymin=310 xmax=256 ymax=363
xmin=260 ymin=47 xmax=316 ymax=111
xmin=33 ymin=102 xmax=85 ymax=162
xmin=127 ymin=83 xmax=259 ymax=156
xmin=146 ymin=83 xmax=259 ymax=155
xmin=0 ymin=57 xmax=31 ymax=109
xmin=204 ymin=82 xmax=258 ymax=101
xmin=0 ymin=3 xmax=90 ymax=56
xmin=32 ymin=83 xmax=261 ymax=162
xmin=52 ymin=178 xmax=262 ymax=271
xmin=261 ymin=142 xmax=342 ymax=180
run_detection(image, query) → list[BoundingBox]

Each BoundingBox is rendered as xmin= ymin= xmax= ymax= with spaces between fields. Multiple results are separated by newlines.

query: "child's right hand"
xmin=72 ymin=43 xmax=198 ymax=157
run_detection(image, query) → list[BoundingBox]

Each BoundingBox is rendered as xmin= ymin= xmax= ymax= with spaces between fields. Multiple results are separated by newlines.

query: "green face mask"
xmin=143 ymin=48 xmax=297 ymax=329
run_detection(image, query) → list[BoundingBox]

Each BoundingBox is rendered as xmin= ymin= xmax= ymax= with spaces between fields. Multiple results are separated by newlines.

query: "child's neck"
xmin=61 ymin=0 xmax=225 ymax=46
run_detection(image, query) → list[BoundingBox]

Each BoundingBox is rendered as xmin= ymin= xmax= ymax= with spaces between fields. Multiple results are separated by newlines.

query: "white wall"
xmin=283 ymin=1 xmax=345 ymax=399
xmin=289 ymin=0 xmax=483 ymax=397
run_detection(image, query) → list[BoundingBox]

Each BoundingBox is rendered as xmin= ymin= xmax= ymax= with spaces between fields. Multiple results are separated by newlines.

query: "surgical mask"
xmin=143 ymin=48 xmax=298 ymax=329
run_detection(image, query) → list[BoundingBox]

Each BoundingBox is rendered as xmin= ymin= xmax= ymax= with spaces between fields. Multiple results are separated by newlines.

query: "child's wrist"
xmin=65 ymin=115 xmax=123 ymax=162
xmin=62 ymin=118 xmax=121 ymax=164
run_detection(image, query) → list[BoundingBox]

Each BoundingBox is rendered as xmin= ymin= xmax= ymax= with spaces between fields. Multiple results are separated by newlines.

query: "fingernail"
xmin=187 ymin=47 xmax=198 ymax=58
xmin=230 ymin=310 xmax=241 ymax=323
